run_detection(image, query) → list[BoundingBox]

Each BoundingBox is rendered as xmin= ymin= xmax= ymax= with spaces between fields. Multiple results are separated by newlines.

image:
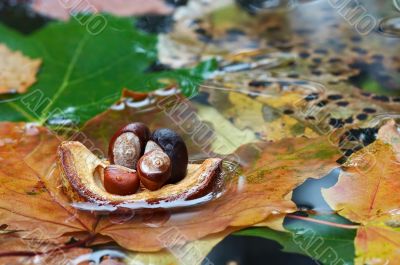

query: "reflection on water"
xmin=71 ymin=249 xmax=126 ymax=265
xmin=379 ymin=16 xmax=400 ymax=37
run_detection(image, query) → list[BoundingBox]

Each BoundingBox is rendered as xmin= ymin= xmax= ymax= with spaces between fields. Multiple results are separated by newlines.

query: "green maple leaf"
xmin=0 ymin=15 xmax=216 ymax=125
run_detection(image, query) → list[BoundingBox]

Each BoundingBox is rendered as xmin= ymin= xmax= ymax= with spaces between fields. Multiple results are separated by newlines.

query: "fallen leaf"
xmin=203 ymin=89 xmax=319 ymax=141
xmin=0 ymin=44 xmax=41 ymax=94
xmin=322 ymin=120 xmax=400 ymax=265
xmin=0 ymin=122 xmax=97 ymax=263
xmin=0 ymin=124 xmax=97 ymax=239
xmin=125 ymin=229 xmax=233 ymax=265
xmin=126 ymin=216 xmax=286 ymax=265
xmin=31 ymin=0 xmax=173 ymax=20
xmin=0 ymin=233 xmax=92 ymax=265
xmin=0 ymin=114 xmax=340 ymax=255
xmin=92 ymin=127 xmax=340 ymax=252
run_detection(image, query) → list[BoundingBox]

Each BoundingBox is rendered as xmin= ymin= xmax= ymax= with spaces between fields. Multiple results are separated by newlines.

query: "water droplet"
xmin=125 ymin=97 xmax=155 ymax=108
xmin=110 ymin=101 xmax=125 ymax=111
xmin=237 ymin=175 xmax=247 ymax=192
xmin=154 ymin=87 xmax=179 ymax=96
xmin=24 ymin=123 xmax=40 ymax=136
xmin=378 ymin=17 xmax=400 ymax=38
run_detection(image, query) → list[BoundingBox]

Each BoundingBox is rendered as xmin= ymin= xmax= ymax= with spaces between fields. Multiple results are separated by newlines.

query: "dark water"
xmin=0 ymin=0 xmax=49 ymax=34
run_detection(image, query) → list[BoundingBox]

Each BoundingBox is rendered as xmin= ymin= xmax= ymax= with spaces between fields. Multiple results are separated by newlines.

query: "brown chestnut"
xmin=108 ymin=122 xmax=150 ymax=169
xmin=151 ymin=128 xmax=188 ymax=183
xmin=137 ymin=150 xmax=171 ymax=191
xmin=104 ymin=165 xmax=140 ymax=196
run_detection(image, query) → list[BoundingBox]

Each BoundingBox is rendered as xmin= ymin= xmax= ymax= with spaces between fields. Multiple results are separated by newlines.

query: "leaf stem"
xmin=287 ymin=214 xmax=360 ymax=229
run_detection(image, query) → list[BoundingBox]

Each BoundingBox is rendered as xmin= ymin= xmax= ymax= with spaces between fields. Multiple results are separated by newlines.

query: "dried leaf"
xmin=0 ymin=116 xmax=340 ymax=254
xmin=0 ymin=122 xmax=98 ymax=246
xmin=125 ymin=216 xmax=286 ymax=265
xmin=322 ymin=121 xmax=400 ymax=265
xmin=31 ymin=0 xmax=173 ymax=20
xmin=0 ymin=233 xmax=91 ymax=265
xmin=93 ymin=128 xmax=340 ymax=251
xmin=0 ymin=44 xmax=41 ymax=94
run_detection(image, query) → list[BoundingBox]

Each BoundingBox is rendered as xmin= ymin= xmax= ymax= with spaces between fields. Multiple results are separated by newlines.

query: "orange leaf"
xmin=0 ymin=122 xmax=97 ymax=242
xmin=95 ymin=135 xmax=340 ymax=251
xmin=0 ymin=233 xmax=91 ymax=264
xmin=0 ymin=120 xmax=340 ymax=255
xmin=322 ymin=120 xmax=400 ymax=265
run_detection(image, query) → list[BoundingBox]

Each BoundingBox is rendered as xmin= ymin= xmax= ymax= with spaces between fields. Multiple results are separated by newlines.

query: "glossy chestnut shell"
xmin=137 ymin=150 xmax=172 ymax=190
xmin=151 ymin=128 xmax=188 ymax=183
xmin=108 ymin=122 xmax=150 ymax=169
xmin=104 ymin=165 xmax=140 ymax=196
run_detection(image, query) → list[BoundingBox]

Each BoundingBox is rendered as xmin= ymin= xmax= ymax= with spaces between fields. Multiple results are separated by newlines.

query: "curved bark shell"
xmin=57 ymin=141 xmax=222 ymax=207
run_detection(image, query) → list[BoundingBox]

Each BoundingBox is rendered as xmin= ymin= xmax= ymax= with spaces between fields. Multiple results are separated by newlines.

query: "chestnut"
xmin=104 ymin=165 xmax=140 ymax=196
xmin=151 ymin=128 xmax=188 ymax=183
xmin=108 ymin=122 xmax=150 ymax=169
xmin=137 ymin=150 xmax=171 ymax=191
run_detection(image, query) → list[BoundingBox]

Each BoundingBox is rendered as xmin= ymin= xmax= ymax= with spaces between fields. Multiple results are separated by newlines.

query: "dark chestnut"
xmin=108 ymin=122 xmax=150 ymax=169
xmin=137 ymin=150 xmax=172 ymax=191
xmin=151 ymin=128 xmax=188 ymax=183
xmin=104 ymin=165 xmax=140 ymax=196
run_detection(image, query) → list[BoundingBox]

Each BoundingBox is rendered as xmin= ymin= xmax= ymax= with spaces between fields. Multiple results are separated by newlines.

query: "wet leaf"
xmin=0 ymin=16 xmax=212 ymax=125
xmin=125 ymin=229 xmax=232 ymax=265
xmin=0 ymin=233 xmax=92 ymax=265
xmin=0 ymin=123 xmax=97 ymax=239
xmin=0 ymin=113 xmax=340 ymax=255
xmin=80 ymin=90 xmax=341 ymax=251
xmin=322 ymin=121 xmax=400 ymax=265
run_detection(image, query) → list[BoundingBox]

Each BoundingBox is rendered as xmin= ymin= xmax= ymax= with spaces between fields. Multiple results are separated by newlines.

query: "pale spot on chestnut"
xmin=108 ymin=122 xmax=150 ymax=169
xmin=112 ymin=132 xmax=141 ymax=169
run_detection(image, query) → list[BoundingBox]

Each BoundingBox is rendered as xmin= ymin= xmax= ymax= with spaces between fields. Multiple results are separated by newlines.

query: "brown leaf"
xmin=31 ymin=0 xmax=173 ymax=20
xmin=322 ymin=120 xmax=400 ymax=265
xmin=125 ymin=215 xmax=286 ymax=265
xmin=0 ymin=122 xmax=97 ymax=242
xmin=94 ymin=132 xmax=340 ymax=251
xmin=0 ymin=87 xmax=341 ymax=254
xmin=0 ymin=233 xmax=91 ymax=265
xmin=0 ymin=44 xmax=41 ymax=94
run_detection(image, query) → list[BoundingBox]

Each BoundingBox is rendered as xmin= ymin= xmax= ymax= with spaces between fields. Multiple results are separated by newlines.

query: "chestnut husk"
xmin=57 ymin=141 xmax=222 ymax=206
